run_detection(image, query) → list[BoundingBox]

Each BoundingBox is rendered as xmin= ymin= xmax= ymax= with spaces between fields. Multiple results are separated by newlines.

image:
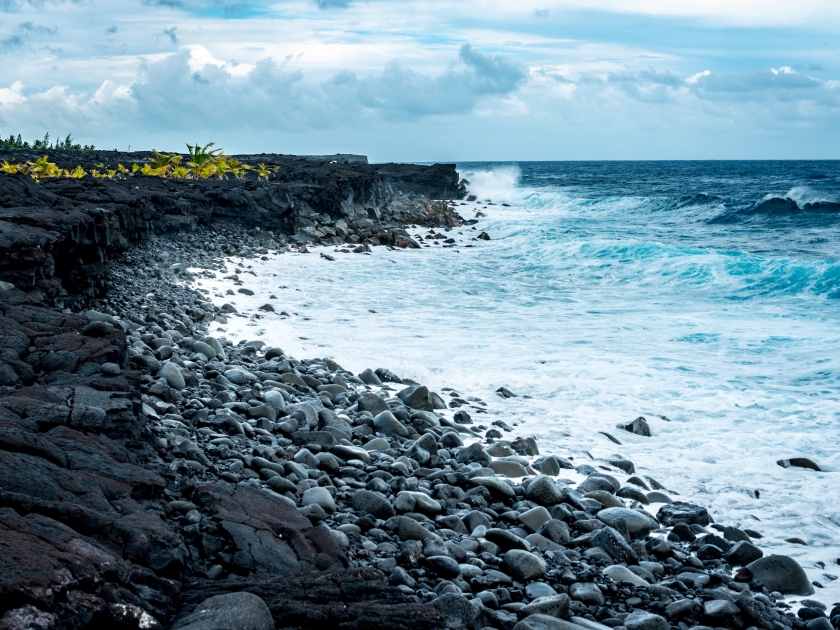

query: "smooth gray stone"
xmin=704 ymin=600 xmax=740 ymax=618
xmin=523 ymin=594 xmax=570 ymax=619
xmin=357 ymin=392 xmax=389 ymax=416
xmin=514 ymin=615 xmax=579 ymax=630
xmin=525 ymin=475 xmax=565 ymax=506
xmin=373 ymin=410 xmax=409 ymax=437
xmin=518 ymin=506 xmax=552 ymax=532
xmin=726 ymin=540 xmax=763 ymax=566
xmin=569 ymin=582 xmax=604 ymax=606
xmin=301 ymin=487 xmax=336 ymax=513
xmin=426 ymin=555 xmax=461 ymax=578
xmin=159 ymin=362 xmax=186 ymax=389
xmin=624 ymin=610 xmax=668 ymax=630
xmin=747 ymin=554 xmax=815 ymax=595
xmin=172 ymin=592 xmax=272 ymax=630
xmin=537 ymin=519 xmax=571 ymax=544
xmin=351 ymin=489 xmax=396 ymax=519
xmin=602 ymin=564 xmax=649 ymax=587
xmin=665 ymin=599 xmax=699 ymax=617
xmin=430 ymin=592 xmax=479 ymax=627
xmin=597 ymin=507 xmax=657 ymax=537
xmin=532 ymin=456 xmax=562 ymax=476
xmin=504 ymin=549 xmax=547 ymax=580
xmin=590 ymin=526 xmax=638 ymax=564
xmin=359 ymin=368 xmax=383 ymax=385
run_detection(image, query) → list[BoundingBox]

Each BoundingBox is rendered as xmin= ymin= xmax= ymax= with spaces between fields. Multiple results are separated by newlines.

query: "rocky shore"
xmin=0 ymin=153 xmax=837 ymax=630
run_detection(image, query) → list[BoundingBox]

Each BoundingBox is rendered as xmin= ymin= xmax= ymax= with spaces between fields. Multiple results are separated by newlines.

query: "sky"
xmin=0 ymin=0 xmax=838 ymax=161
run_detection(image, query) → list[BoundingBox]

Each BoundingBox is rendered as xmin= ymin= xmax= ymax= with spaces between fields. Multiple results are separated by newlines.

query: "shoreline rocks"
xmin=0 ymin=158 xmax=834 ymax=630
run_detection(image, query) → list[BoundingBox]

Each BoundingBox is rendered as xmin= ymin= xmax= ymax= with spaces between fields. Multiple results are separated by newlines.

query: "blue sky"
xmin=0 ymin=0 xmax=838 ymax=160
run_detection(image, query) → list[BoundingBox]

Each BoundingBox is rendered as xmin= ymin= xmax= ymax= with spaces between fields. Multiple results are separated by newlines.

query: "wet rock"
xmin=657 ymin=501 xmax=712 ymax=526
xmin=351 ymin=490 xmax=396 ymax=519
xmin=597 ymin=507 xmax=657 ymax=538
xmin=159 ymin=362 xmax=186 ymax=390
xmin=523 ymin=594 xmax=570 ymax=619
xmin=570 ymin=582 xmax=604 ymax=606
xmin=602 ymin=564 xmax=649 ymax=587
xmin=514 ymin=615 xmax=577 ymax=630
xmin=172 ymin=592 xmax=273 ymax=630
xmin=536 ymin=519 xmax=570 ymax=545
xmin=301 ymin=487 xmax=336 ymax=513
xmin=518 ymin=506 xmax=552 ymax=532
xmin=425 ymin=555 xmax=460 ymax=578
xmin=470 ymin=476 xmax=515 ymax=499
xmin=490 ymin=459 xmax=528 ymax=477
xmin=430 ymin=592 xmax=479 ymax=628
xmin=590 ymin=527 xmax=638 ymax=564
xmin=703 ymin=599 xmax=740 ymax=619
xmin=777 ymin=457 xmax=821 ymax=471
xmin=373 ymin=410 xmax=409 ymax=437
xmin=621 ymin=416 xmax=651 ymax=437
xmin=747 ymin=554 xmax=815 ymax=595
xmin=504 ymin=549 xmax=547 ymax=580
xmin=624 ymin=610 xmax=668 ymax=630
xmin=726 ymin=540 xmax=763 ymax=566
xmin=525 ymin=475 xmax=565 ymax=506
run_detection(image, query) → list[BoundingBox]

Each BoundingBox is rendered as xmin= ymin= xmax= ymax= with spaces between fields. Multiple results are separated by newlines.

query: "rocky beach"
xmin=0 ymin=152 xmax=838 ymax=630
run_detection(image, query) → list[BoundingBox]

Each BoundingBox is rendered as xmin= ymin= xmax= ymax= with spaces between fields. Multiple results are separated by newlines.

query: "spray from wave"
xmin=459 ymin=164 xmax=522 ymax=204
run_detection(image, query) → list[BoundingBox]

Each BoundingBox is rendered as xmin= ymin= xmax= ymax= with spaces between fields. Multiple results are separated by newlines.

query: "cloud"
xmin=163 ymin=26 xmax=178 ymax=43
xmin=106 ymin=26 xmax=118 ymax=34
xmin=140 ymin=0 xmax=274 ymax=18
xmin=0 ymin=43 xmax=528 ymax=137
xmin=0 ymin=0 xmax=79 ymax=12
xmin=313 ymin=0 xmax=352 ymax=8
xmin=1 ymin=20 xmax=57 ymax=53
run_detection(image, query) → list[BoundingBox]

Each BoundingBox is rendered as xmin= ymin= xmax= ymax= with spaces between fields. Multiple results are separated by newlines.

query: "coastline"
xmin=0 ymin=155 xmax=836 ymax=630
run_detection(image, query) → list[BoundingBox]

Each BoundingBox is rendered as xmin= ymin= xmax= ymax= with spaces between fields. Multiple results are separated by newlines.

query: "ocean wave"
xmin=505 ymin=236 xmax=840 ymax=300
xmin=710 ymin=186 xmax=840 ymax=223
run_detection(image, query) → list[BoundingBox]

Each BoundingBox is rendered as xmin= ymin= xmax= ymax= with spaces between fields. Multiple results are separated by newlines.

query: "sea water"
xmin=199 ymin=161 xmax=840 ymax=602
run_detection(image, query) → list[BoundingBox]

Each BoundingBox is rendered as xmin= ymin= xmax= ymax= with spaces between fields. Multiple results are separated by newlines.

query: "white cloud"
xmin=0 ymin=80 xmax=25 ymax=105
xmin=686 ymin=70 xmax=710 ymax=84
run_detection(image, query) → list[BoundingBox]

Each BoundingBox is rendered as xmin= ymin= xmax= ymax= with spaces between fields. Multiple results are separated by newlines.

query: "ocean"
xmin=200 ymin=160 xmax=840 ymax=602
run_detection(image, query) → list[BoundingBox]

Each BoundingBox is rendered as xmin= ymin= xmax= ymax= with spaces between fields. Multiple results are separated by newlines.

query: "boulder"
xmin=621 ymin=417 xmax=651 ymax=437
xmin=172 ymin=592 xmax=273 ymax=630
xmin=522 ymin=594 xmax=570 ymax=619
xmin=657 ymin=501 xmax=712 ymax=527
xmin=597 ymin=507 xmax=657 ymax=538
xmin=624 ymin=610 xmax=668 ymax=630
xmin=503 ymin=549 xmax=547 ymax=580
xmin=373 ymin=411 xmax=409 ymax=438
xmin=351 ymin=490 xmax=396 ymax=520
xmin=525 ymin=475 xmax=565 ymax=506
xmin=747 ymin=555 xmax=815 ymax=595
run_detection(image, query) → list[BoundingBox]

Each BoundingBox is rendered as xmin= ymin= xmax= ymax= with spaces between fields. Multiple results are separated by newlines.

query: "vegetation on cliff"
xmin=0 ymin=141 xmax=280 ymax=182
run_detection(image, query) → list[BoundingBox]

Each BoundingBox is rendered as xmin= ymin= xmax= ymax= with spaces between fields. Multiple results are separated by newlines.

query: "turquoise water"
xmin=203 ymin=161 xmax=840 ymax=601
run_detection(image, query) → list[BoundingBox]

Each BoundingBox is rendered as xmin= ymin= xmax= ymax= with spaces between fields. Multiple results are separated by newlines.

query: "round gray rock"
xmin=624 ymin=610 xmax=668 ymax=630
xmin=514 ymin=615 xmax=578 ymax=630
xmin=159 ymin=362 xmax=186 ymax=390
xmin=525 ymin=475 xmax=565 ymax=506
xmin=504 ymin=549 xmax=547 ymax=580
xmin=373 ymin=410 xmax=409 ymax=437
xmin=172 ymin=592 xmax=273 ymax=630
xmin=301 ymin=487 xmax=336 ymax=513
xmin=351 ymin=490 xmax=395 ymax=520
xmin=597 ymin=507 xmax=657 ymax=537
xmin=747 ymin=554 xmax=815 ymax=595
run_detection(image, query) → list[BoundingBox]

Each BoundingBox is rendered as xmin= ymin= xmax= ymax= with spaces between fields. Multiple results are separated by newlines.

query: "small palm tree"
xmin=186 ymin=142 xmax=223 ymax=178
